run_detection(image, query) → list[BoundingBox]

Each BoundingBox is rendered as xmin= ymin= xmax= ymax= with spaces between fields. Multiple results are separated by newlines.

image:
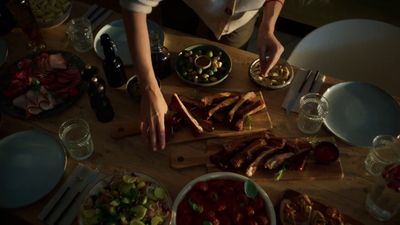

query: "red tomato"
xmin=194 ymin=181 xmax=209 ymax=192
xmin=256 ymin=215 xmax=270 ymax=225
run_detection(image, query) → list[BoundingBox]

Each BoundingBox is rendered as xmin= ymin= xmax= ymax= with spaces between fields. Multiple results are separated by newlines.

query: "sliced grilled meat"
xmin=170 ymin=93 xmax=204 ymax=136
xmin=234 ymin=100 xmax=266 ymax=131
xmin=228 ymin=91 xmax=257 ymax=122
xmin=207 ymin=95 xmax=240 ymax=120
xmin=200 ymin=92 xmax=233 ymax=107
xmin=245 ymin=138 xmax=286 ymax=176
xmin=223 ymin=132 xmax=270 ymax=153
xmin=179 ymin=95 xmax=204 ymax=109
xmin=230 ymin=138 xmax=267 ymax=168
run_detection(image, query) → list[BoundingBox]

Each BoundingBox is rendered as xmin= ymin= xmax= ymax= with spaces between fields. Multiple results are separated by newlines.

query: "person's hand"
xmin=256 ymin=29 xmax=284 ymax=77
xmin=139 ymin=85 xmax=168 ymax=151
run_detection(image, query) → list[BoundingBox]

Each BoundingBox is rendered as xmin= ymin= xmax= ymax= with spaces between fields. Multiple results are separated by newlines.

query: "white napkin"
xmin=38 ymin=164 xmax=101 ymax=225
xmin=282 ymin=69 xmax=325 ymax=113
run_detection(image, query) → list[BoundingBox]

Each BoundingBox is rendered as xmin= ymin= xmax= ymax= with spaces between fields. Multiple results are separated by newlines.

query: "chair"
xmin=287 ymin=19 xmax=400 ymax=96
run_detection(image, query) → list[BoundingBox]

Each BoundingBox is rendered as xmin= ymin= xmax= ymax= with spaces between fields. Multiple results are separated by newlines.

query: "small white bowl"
xmin=172 ymin=172 xmax=276 ymax=225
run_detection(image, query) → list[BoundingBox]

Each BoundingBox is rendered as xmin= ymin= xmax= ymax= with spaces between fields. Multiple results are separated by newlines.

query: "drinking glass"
xmin=365 ymin=135 xmax=400 ymax=176
xmin=65 ymin=17 xmax=93 ymax=52
xmin=365 ymin=164 xmax=400 ymax=221
xmin=59 ymin=118 xmax=94 ymax=160
xmin=297 ymin=93 xmax=328 ymax=134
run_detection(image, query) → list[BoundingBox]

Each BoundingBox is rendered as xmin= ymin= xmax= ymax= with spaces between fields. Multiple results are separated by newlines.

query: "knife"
xmin=286 ymin=70 xmax=313 ymax=114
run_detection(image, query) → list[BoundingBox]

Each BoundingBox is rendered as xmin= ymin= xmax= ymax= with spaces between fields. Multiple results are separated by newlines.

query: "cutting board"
xmin=277 ymin=189 xmax=364 ymax=225
xmin=111 ymin=86 xmax=273 ymax=144
xmin=170 ymin=135 xmax=344 ymax=181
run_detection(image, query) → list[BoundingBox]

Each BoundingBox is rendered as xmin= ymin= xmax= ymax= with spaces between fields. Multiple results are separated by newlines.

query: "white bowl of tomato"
xmin=172 ymin=172 xmax=276 ymax=225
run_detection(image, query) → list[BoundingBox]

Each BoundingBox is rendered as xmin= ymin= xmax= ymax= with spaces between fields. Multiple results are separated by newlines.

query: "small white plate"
xmin=94 ymin=19 xmax=164 ymax=65
xmin=323 ymin=82 xmax=400 ymax=147
xmin=0 ymin=130 xmax=66 ymax=208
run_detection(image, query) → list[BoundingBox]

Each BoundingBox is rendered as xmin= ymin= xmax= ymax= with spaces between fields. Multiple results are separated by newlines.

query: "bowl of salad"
xmin=172 ymin=172 xmax=276 ymax=225
xmin=79 ymin=172 xmax=172 ymax=225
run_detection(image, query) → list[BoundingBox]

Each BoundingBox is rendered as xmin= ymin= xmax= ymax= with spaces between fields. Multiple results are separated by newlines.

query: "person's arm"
xmin=122 ymin=8 xmax=167 ymax=151
xmin=257 ymin=0 xmax=285 ymax=76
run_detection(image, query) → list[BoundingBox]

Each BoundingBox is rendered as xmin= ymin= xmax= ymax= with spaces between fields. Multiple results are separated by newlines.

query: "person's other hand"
xmin=139 ymin=85 xmax=168 ymax=151
xmin=256 ymin=29 xmax=284 ymax=77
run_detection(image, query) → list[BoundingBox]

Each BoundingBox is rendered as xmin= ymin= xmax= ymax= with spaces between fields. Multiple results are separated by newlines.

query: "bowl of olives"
xmin=175 ymin=44 xmax=232 ymax=87
xmin=249 ymin=57 xmax=294 ymax=89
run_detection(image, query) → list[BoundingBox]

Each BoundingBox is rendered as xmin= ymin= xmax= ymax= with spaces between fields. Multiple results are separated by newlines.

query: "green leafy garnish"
xmin=274 ymin=166 xmax=286 ymax=181
xmin=244 ymin=180 xmax=258 ymax=198
xmin=244 ymin=116 xmax=253 ymax=130
xmin=188 ymin=198 xmax=203 ymax=213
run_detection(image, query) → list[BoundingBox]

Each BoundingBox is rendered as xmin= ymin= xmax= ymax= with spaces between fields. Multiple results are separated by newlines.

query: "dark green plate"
xmin=175 ymin=44 xmax=232 ymax=87
xmin=0 ymin=50 xmax=87 ymax=119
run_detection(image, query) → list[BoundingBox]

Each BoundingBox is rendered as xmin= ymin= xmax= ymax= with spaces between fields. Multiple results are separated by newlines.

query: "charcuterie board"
xmin=170 ymin=135 xmax=344 ymax=181
xmin=0 ymin=50 xmax=86 ymax=119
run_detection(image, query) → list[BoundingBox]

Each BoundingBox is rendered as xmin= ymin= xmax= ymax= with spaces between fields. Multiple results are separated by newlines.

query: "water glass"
xmin=364 ymin=135 xmax=400 ymax=176
xmin=66 ymin=17 xmax=93 ymax=52
xmin=59 ymin=118 xmax=94 ymax=160
xmin=365 ymin=165 xmax=400 ymax=221
xmin=297 ymin=93 xmax=329 ymax=134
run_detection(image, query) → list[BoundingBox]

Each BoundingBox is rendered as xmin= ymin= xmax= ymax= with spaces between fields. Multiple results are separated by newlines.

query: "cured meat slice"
xmin=49 ymin=53 xmax=67 ymax=69
xmin=12 ymin=94 xmax=30 ymax=110
xmin=38 ymin=86 xmax=55 ymax=110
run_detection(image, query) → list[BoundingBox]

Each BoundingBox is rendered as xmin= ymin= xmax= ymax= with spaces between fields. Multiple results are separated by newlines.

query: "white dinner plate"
xmin=323 ymin=81 xmax=400 ymax=147
xmin=0 ymin=130 xmax=66 ymax=208
xmin=93 ymin=19 xmax=164 ymax=65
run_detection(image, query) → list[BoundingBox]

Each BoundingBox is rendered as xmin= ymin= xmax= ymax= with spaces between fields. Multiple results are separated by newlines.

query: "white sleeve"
xmin=119 ymin=0 xmax=162 ymax=14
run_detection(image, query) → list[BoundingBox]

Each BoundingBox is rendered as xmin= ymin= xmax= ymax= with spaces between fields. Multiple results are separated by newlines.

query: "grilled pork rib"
xmin=170 ymin=93 xmax=204 ymax=136
xmin=228 ymin=92 xmax=257 ymax=122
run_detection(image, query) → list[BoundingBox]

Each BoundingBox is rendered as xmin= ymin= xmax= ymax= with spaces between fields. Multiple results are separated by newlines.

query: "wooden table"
xmin=1 ymin=1 xmax=399 ymax=225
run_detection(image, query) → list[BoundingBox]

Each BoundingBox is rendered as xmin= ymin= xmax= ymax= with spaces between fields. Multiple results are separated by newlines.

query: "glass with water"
xmin=66 ymin=17 xmax=93 ymax=52
xmin=297 ymin=93 xmax=329 ymax=134
xmin=364 ymin=135 xmax=400 ymax=221
xmin=59 ymin=118 xmax=94 ymax=160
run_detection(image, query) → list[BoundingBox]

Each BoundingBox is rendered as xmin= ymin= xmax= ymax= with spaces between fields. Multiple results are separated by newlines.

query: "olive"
xmin=207 ymin=50 xmax=213 ymax=58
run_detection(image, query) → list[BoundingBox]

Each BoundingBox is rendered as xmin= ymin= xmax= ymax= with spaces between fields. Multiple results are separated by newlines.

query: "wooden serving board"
xmin=170 ymin=135 xmax=344 ymax=181
xmin=161 ymin=85 xmax=273 ymax=144
xmin=278 ymin=189 xmax=364 ymax=225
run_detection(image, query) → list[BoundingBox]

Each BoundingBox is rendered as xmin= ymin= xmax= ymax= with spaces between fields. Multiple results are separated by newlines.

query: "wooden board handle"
xmin=170 ymin=147 xmax=217 ymax=169
xmin=110 ymin=122 xmax=141 ymax=140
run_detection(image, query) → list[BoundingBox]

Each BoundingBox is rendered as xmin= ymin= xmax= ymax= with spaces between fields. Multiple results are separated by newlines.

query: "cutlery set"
xmin=38 ymin=164 xmax=100 ymax=225
xmin=83 ymin=4 xmax=113 ymax=31
xmin=282 ymin=69 xmax=324 ymax=113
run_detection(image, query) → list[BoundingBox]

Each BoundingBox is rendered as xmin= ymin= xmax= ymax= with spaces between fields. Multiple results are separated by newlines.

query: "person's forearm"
xmin=261 ymin=0 xmax=284 ymax=34
xmin=121 ymin=9 xmax=158 ymax=93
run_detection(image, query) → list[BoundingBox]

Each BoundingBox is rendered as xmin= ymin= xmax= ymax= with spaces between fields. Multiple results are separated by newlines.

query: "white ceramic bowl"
xmin=249 ymin=57 xmax=294 ymax=89
xmin=172 ymin=172 xmax=276 ymax=225
xmin=79 ymin=172 xmax=173 ymax=225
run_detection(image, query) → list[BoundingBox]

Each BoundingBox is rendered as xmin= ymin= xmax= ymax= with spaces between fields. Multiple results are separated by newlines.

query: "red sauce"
xmin=176 ymin=179 xmax=270 ymax=225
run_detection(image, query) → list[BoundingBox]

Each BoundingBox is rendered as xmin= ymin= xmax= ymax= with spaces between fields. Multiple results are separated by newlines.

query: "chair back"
xmin=287 ymin=19 xmax=400 ymax=96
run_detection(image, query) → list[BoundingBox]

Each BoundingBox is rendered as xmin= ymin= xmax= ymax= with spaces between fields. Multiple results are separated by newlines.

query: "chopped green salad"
xmin=80 ymin=174 xmax=171 ymax=225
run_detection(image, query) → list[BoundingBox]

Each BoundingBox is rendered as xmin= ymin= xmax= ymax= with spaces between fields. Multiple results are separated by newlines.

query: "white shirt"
xmin=120 ymin=0 xmax=265 ymax=39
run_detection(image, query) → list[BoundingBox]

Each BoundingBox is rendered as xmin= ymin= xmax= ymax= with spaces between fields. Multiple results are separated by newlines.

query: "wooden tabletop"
xmin=1 ymin=1 xmax=399 ymax=225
